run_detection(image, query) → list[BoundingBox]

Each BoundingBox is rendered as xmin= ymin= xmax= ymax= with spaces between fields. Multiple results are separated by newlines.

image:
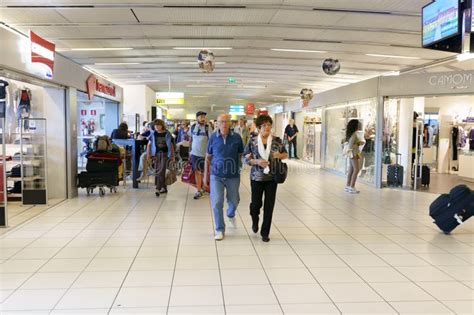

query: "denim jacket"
xmin=148 ymin=130 xmax=174 ymax=158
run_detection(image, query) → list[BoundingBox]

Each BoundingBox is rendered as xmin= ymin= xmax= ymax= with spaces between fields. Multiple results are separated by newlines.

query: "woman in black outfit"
xmin=243 ymin=115 xmax=288 ymax=242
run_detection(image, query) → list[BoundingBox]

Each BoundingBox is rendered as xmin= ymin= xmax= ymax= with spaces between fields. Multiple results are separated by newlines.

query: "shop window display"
xmin=324 ymin=98 xmax=377 ymax=185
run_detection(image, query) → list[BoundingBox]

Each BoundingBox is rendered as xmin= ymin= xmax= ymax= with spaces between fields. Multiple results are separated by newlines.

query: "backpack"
xmin=94 ymin=135 xmax=113 ymax=152
xmin=191 ymin=123 xmax=210 ymax=138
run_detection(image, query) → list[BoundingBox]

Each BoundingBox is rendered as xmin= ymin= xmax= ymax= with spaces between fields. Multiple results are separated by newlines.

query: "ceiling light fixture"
xmin=365 ymin=53 xmax=420 ymax=60
xmin=456 ymin=53 xmax=474 ymax=61
xmin=173 ymin=47 xmax=233 ymax=50
xmin=271 ymin=48 xmax=327 ymax=53
xmin=382 ymin=71 xmax=401 ymax=76
xmin=94 ymin=62 xmax=141 ymax=65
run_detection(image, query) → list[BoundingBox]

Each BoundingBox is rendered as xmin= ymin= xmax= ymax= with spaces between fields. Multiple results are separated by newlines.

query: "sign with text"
xmin=156 ymin=92 xmax=185 ymax=105
xmin=30 ymin=30 xmax=55 ymax=79
xmin=86 ymin=74 xmax=117 ymax=100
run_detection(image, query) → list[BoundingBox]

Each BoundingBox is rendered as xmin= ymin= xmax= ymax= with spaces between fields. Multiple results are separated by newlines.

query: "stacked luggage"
xmin=77 ymin=136 xmax=121 ymax=197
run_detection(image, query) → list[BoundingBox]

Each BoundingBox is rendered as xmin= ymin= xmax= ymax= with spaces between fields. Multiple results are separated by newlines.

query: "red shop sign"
xmin=245 ymin=103 xmax=255 ymax=115
xmin=30 ymin=30 xmax=55 ymax=79
xmin=86 ymin=75 xmax=117 ymax=100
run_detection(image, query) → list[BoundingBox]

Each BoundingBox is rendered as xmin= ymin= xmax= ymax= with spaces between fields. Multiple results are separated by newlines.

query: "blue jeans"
xmin=210 ymin=175 xmax=240 ymax=233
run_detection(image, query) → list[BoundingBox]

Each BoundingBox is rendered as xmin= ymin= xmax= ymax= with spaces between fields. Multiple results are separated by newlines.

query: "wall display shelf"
xmin=20 ymin=118 xmax=47 ymax=205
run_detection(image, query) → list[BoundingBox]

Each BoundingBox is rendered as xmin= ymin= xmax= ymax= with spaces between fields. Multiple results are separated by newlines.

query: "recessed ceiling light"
xmin=58 ymin=47 xmax=134 ymax=51
xmin=456 ymin=53 xmax=474 ymax=61
xmin=271 ymin=48 xmax=327 ymax=53
xmin=365 ymin=54 xmax=420 ymax=60
xmin=94 ymin=62 xmax=141 ymax=65
xmin=173 ymin=47 xmax=233 ymax=50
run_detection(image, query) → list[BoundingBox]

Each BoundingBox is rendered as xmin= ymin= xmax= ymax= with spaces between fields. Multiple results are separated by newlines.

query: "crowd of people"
xmin=111 ymin=113 xmax=364 ymax=241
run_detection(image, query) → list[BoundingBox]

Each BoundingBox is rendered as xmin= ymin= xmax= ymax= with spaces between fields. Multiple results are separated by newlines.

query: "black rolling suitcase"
xmin=86 ymin=153 xmax=120 ymax=173
xmin=429 ymin=185 xmax=474 ymax=234
xmin=421 ymin=165 xmax=430 ymax=187
xmin=387 ymin=153 xmax=403 ymax=187
xmin=77 ymin=171 xmax=118 ymax=188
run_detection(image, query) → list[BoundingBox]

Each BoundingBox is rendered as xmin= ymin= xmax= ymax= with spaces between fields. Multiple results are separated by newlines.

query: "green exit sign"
xmin=228 ymin=77 xmax=237 ymax=84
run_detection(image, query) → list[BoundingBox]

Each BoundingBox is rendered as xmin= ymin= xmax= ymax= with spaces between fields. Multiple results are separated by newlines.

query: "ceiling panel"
xmin=55 ymin=8 xmax=137 ymax=23
xmin=0 ymin=8 xmax=69 ymax=23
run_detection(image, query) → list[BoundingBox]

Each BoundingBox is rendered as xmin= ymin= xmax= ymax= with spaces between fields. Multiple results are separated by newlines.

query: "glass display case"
xmin=20 ymin=118 xmax=47 ymax=205
xmin=324 ymin=98 xmax=377 ymax=185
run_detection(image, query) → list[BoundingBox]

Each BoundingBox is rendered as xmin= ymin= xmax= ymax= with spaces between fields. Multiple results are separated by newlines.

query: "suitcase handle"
xmin=454 ymin=214 xmax=464 ymax=225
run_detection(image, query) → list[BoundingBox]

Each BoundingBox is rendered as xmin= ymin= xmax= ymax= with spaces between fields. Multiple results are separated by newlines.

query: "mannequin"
xmin=15 ymin=87 xmax=32 ymax=131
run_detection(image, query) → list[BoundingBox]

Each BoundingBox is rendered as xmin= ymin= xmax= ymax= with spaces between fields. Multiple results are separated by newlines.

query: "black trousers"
xmin=289 ymin=138 xmax=297 ymax=158
xmin=250 ymin=180 xmax=278 ymax=238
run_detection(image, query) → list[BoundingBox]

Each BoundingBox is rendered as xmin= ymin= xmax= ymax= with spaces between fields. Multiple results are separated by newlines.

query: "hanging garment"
xmin=469 ymin=129 xmax=474 ymax=151
xmin=458 ymin=126 xmax=466 ymax=149
xmin=452 ymin=127 xmax=459 ymax=161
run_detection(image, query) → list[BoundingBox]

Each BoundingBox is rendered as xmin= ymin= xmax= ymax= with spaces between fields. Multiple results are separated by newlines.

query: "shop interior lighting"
xmin=456 ymin=53 xmax=474 ymax=62
xmin=366 ymin=53 xmax=420 ymax=60
xmin=173 ymin=47 xmax=233 ymax=50
xmin=271 ymin=48 xmax=327 ymax=53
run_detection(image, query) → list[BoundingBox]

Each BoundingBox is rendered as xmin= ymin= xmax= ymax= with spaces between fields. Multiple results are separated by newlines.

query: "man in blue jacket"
xmin=204 ymin=114 xmax=244 ymax=241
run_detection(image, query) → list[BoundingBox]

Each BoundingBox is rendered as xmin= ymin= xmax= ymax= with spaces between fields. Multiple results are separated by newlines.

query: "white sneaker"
xmin=348 ymin=187 xmax=360 ymax=194
xmin=214 ymin=232 xmax=224 ymax=241
xmin=227 ymin=216 xmax=237 ymax=229
xmin=344 ymin=186 xmax=351 ymax=192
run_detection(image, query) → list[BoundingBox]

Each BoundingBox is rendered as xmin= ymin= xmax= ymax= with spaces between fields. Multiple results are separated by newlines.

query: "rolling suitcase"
xmin=421 ymin=165 xmax=430 ymax=187
xmin=387 ymin=153 xmax=403 ymax=187
xmin=429 ymin=185 xmax=474 ymax=234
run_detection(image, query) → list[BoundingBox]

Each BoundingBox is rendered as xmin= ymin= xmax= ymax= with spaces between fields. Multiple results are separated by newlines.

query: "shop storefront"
xmin=295 ymin=108 xmax=322 ymax=164
xmin=0 ymin=26 xmax=123 ymax=228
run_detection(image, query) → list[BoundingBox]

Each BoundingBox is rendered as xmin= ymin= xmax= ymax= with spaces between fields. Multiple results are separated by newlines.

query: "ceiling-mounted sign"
xmin=86 ymin=74 xmax=117 ymax=100
xmin=229 ymin=104 xmax=245 ymax=116
xmin=245 ymin=103 xmax=255 ymax=115
xmin=156 ymin=92 xmax=185 ymax=105
xmin=29 ymin=30 xmax=55 ymax=79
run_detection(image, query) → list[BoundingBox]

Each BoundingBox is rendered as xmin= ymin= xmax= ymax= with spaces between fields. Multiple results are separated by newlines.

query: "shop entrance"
xmin=0 ymin=74 xmax=67 ymax=230
xmin=77 ymin=91 xmax=119 ymax=171
xmin=382 ymin=95 xmax=474 ymax=194
xmin=295 ymin=108 xmax=322 ymax=165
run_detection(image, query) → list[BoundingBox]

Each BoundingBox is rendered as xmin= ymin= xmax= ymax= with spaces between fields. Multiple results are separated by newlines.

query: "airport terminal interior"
xmin=0 ymin=1 xmax=474 ymax=314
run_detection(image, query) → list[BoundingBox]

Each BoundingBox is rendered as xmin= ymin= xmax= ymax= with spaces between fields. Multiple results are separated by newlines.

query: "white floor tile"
xmin=339 ymin=254 xmax=389 ymax=267
xmin=370 ymin=282 xmax=434 ymax=302
xmin=218 ymin=255 xmax=262 ymax=269
xmin=1 ymin=289 xmax=66 ymax=311
xmin=22 ymin=272 xmax=79 ymax=289
xmin=110 ymin=307 xmax=167 ymax=314
xmin=223 ymin=284 xmax=278 ymax=306
xmin=417 ymin=281 xmax=474 ymax=300
xmin=440 ymin=300 xmax=474 ymax=315
xmin=40 ymin=259 xmax=91 ymax=273
xmin=390 ymin=301 xmax=455 ymax=314
xmin=0 ymin=260 xmax=46 ymax=273
xmin=136 ymin=246 xmax=178 ymax=257
xmin=299 ymin=254 xmax=347 ymax=268
xmin=266 ymin=268 xmax=316 ymax=284
xmin=96 ymin=247 xmax=139 ymax=258
xmin=55 ymin=247 xmax=101 ymax=259
xmin=337 ymin=302 xmax=397 ymax=314
xmin=322 ymin=283 xmax=384 ymax=303
xmin=175 ymin=256 xmax=218 ymax=270
xmin=168 ymin=305 xmax=225 ymax=314
xmin=72 ymin=271 xmax=127 ymax=288
xmin=220 ymin=268 xmax=268 ymax=285
xmin=169 ymin=285 xmax=222 ymax=306
xmin=259 ymin=255 xmax=305 ymax=268
xmin=113 ymin=287 xmax=171 ymax=308
xmin=173 ymin=269 xmax=221 ymax=286
xmin=86 ymin=258 xmax=134 ymax=272
xmin=11 ymin=247 xmax=61 ymax=260
xmin=55 ymin=288 xmax=118 ymax=309
xmin=226 ymin=304 xmax=283 ymax=314
xmin=122 ymin=270 xmax=174 ymax=287
xmin=396 ymin=266 xmax=455 ymax=282
xmin=0 ymin=273 xmax=32 ymax=290
xmin=273 ymin=284 xmax=331 ymax=304
xmin=51 ymin=309 xmax=109 ymax=314
xmin=310 ymin=267 xmax=363 ymax=283
xmin=281 ymin=303 xmax=340 ymax=314
xmin=353 ymin=266 xmax=409 ymax=283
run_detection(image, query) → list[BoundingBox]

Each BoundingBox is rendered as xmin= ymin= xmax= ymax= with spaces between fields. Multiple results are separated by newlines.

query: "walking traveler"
xmin=344 ymin=119 xmax=365 ymax=194
xmin=189 ymin=111 xmax=212 ymax=199
xmin=147 ymin=119 xmax=175 ymax=197
xmin=204 ymin=114 xmax=244 ymax=241
xmin=244 ymin=115 xmax=288 ymax=242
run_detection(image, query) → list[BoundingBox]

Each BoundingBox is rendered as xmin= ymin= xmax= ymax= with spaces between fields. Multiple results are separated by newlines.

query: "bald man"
xmin=204 ymin=114 xmax=244 ymax=241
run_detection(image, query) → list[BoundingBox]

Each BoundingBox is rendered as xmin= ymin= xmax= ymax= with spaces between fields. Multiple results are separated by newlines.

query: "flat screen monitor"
xmin=422 ymin=0 xmax=460 ymax=47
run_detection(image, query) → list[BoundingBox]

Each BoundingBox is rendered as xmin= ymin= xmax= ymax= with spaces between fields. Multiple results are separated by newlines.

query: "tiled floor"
xmin=0 ymin=161 xmax=473 ymax=314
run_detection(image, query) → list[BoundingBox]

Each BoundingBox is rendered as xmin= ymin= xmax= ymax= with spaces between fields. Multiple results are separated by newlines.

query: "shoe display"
xmin=214 ymin=232 xmax=224 ymax=241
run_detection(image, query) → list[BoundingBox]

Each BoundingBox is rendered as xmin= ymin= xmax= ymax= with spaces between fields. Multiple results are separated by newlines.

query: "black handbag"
xmin=271 ymin=159 xmax=288 ymax=184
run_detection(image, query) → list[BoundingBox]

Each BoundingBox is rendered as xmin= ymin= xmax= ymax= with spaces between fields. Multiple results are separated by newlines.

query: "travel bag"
xmin=387 ymin=153 xmax=403 ymax=187
xmin=429 ymin=185 xmax=474 ymax=234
